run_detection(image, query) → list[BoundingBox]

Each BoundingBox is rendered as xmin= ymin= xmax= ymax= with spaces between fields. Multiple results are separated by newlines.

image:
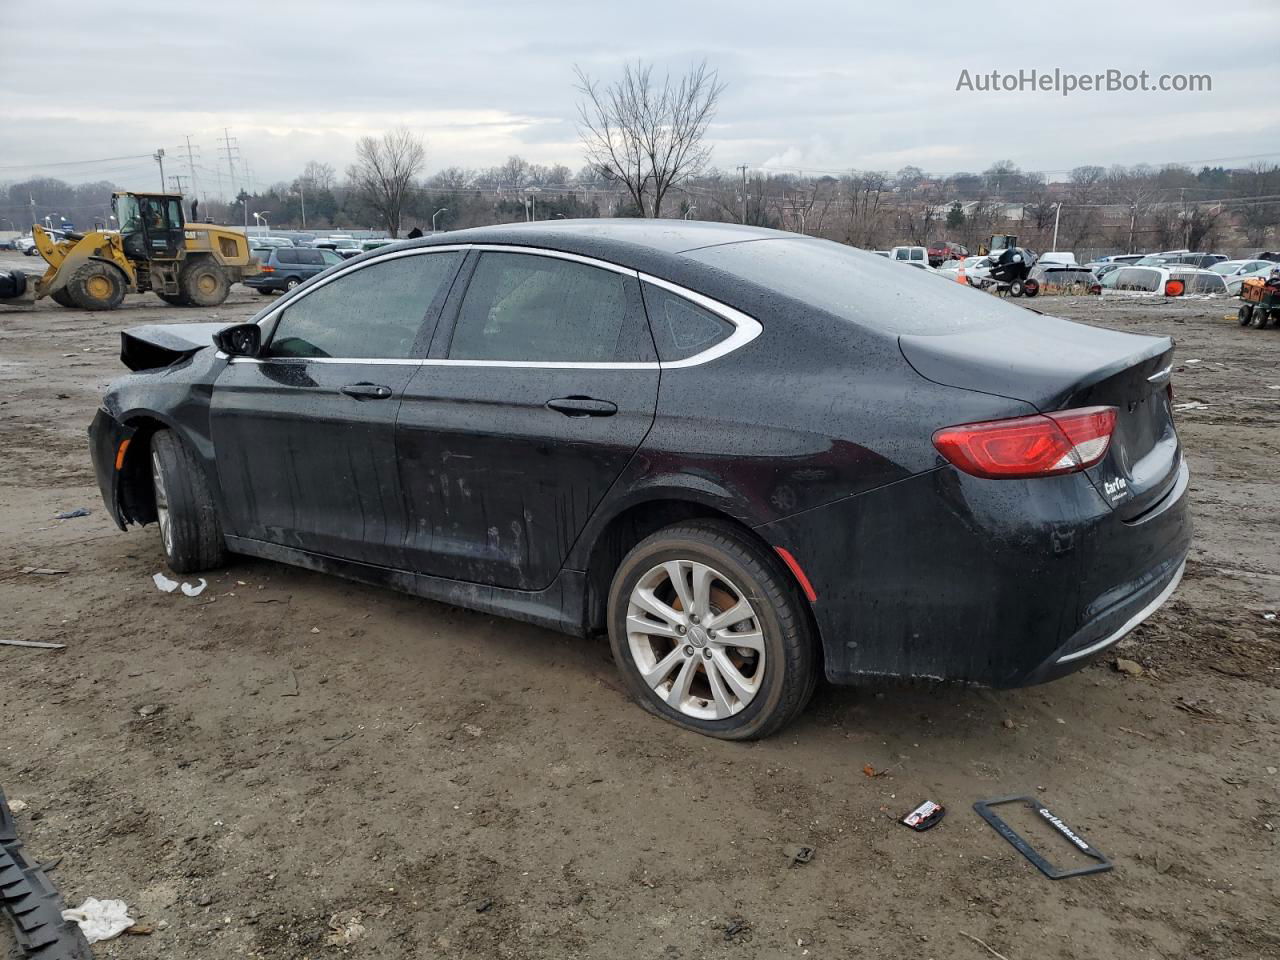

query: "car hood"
xmin=120 ymin=322 xmax=226 ymax=371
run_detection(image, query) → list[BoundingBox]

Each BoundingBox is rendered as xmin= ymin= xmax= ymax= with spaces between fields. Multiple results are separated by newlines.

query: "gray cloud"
xmin=1 ymin=0 xmax=1275 ymax=195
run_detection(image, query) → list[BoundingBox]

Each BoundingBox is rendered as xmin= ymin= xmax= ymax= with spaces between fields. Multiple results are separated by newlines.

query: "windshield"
xmin=115 ymin=194 xmax=142 ymax=233
xmin=1210 ymin=262 xmax=1240 ymax=275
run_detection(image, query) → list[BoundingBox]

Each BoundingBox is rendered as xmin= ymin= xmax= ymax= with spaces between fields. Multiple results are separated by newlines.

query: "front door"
xmin=210 ymin=249 xmax=463 ymax=566
xmin=395 ymin=249 xmax=659 ymax=590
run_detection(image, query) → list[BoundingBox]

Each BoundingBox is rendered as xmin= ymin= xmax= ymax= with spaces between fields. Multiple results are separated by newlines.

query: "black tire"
xmin=1252 ymin=308 xmax=1270 ymax=329
xmin=179 ymin=258 xmax=231 ymax=307
xmin=1238 ymin=305 xmax=1253 ymax=326
xmin=67 ymin=260 xmax=127 ymax=310
xmin=256 ymin=288 xmax=273 ymax=296
xmin=1009 ymin=280 xmax=1024 ymax=297
xmin=23 ymin=246 xmax=37 ymax=257
xmin=50 ymin=288 xmax=78 ymax=308
xmin=149 ymin=429 xmax=227 ymax=574
xmin=606 ymin=520 xmax=818 ymax=740
xmin=1022 ymin=279 xmax=1040 ymax=298
xmin=158 ymin=292 xmax=192 ymax=306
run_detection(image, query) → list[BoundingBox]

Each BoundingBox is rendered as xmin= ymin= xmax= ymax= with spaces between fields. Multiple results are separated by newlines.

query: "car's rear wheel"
xmin=1009 ymin=279 xmax=1025 ymax=297
xmin=607 ymin=521 xmax=817 ymax=740
xmin=149 ymin=429 xmax=227 ymax=574
xmin=284 ymin=277 xmax=301 ymax=291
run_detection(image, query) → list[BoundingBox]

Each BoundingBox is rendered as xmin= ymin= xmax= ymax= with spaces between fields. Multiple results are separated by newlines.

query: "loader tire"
xmin=158 ymin=292 xmax=192 ymax=306
xmin=67 ymin=261 xmax=127 ymax=310
xmin=50 ymin=288 xmax=77 ymax=308
xmin=179 ymin=259 xmax=230 ymax=307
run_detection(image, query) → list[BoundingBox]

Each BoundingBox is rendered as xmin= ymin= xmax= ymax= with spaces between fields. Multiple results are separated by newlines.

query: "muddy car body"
xmin=88 ymin=221 xmax=1191 ymax=738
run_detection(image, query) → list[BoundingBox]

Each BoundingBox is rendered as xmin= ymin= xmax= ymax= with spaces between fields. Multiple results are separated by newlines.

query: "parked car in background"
xmin=1025 ymin=264 xmax=1100 ymax=296
xmin=314 ymin=235 xmax=362 ymax=259
xmin=17 ymin=233 xmax=59 ymax=256
xmin=903 ymin=261 xmax=939 ymax=273
xmin=1038 ymin=251 xmax=1078 ymax=266
xmin=252 ymin=236 xmax=296 ymax=249
xmin=1161 ymin=252 xmax=1227 ymax=269
xmin=1091 ymin=262 xmax=1126 ymax=281
xmin=927 ymin=241 xmax=968 ymax=266
xmin=937 ymin=255 xmax=992 ymax=284
xmin=1100 ymin=265 xmax=1228 ymax=297
xmin=1085 ymin=254 xmax=1145 ymax=272
xmin=1210 ymin=259 xmax=1275 ymax=294
xmin=243 ymin=246 xmax=345 ymax=294
xmin=360 ymin=238 xmax=395 ymax=253
xmin=88 ymin=221 xmax=1189 ymax=739
xmin=889 ymin=245 xmax=927 ymax=264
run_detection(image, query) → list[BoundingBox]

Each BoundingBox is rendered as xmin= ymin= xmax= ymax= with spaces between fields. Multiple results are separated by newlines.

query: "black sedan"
xmin=89 ymin=221 xmax=1191 ymax=739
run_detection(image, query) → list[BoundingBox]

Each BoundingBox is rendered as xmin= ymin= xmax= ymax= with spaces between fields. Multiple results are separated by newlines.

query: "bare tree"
xmin=347 ymin=129 xmax=426 ymax=237
xmin=575 ymin=60 xmax=725 ymax=218
xmin=301 ymin=161 xmax=337 ymax=192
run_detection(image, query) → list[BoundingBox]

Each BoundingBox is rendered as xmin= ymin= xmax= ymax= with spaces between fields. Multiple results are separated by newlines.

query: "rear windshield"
xmin=1037 ymin=269 xmax=1094 ymax=283
xmin=685 ymin=238 xmax=1024 ymax=335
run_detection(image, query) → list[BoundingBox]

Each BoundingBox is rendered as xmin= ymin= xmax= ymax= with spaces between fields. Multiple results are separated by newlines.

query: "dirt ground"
xmin=1 ymin=251 xmax=1277 ymax=960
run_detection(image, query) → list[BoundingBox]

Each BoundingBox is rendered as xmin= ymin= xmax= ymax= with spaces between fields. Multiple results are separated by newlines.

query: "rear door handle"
xmin=340 ymin=383 xmax=393 ymax=400
xmin=546 ymin=396 xmax=618 ymax=417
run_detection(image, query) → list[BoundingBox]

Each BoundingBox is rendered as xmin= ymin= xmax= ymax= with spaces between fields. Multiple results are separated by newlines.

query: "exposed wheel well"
xmin=582 ymin=499 xmax=823 ymax=667
xmin=118 ymin=415 xmax=168 ymax=524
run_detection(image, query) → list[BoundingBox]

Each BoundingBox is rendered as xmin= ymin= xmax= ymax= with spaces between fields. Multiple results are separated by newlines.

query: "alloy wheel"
xmin=626 ymin=560 xmax=765 ymax=720
xmin=151 ymin=449 xmax=173 ymax=556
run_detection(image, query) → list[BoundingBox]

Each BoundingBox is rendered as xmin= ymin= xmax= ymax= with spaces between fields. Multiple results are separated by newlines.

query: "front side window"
xmin=266 ymin=252 xmax=460 ymax=359
xmin=448 ymin=252 xmax=633 ymax=363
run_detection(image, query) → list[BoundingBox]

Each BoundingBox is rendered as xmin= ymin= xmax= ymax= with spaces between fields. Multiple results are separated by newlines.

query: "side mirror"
xmin=213 ymin=323 xmax=261 ymax=357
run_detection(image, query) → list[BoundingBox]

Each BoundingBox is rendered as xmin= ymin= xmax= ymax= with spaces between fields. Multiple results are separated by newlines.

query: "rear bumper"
xmin=759 ymin=459 xmax=1191 ymax=688
xmin=88 ymin=408 xmax=135 ymax=531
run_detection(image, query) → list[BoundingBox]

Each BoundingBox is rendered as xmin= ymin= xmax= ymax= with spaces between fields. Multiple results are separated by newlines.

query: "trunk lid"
xmin=900 ymin=313 xmax=1180 ymax=519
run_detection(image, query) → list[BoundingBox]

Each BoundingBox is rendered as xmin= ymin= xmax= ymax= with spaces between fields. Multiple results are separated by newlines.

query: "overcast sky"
xmin=3 ymin=0 xmax=1277 ymax=196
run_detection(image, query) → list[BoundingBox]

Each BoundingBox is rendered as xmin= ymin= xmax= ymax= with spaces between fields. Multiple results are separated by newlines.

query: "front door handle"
xmin=340 ymin=383 xmax=393 ymax=400
xmin=546 ymin=396 xmax=618 ymax=417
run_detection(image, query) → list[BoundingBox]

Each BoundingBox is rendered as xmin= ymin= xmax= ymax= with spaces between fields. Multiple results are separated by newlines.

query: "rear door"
xmin=210 ymin=249 xmax=463 ymax=565
xmin=395 ymin=248 xmax=659 ymax=589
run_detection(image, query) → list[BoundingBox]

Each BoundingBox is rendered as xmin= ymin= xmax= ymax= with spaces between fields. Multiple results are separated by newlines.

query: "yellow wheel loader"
xmin=0 ymin=192 xmax=259 ymax=311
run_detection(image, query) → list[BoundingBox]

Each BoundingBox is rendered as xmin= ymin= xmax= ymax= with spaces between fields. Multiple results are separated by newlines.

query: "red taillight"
xmin=260 ymin=265 xmax=275 ymax=272
xmin=1089 ymin=282 xmax=1102 ymax=295
xmin=932 ymin=406 xmax=1117 ymax=479
xmin=1164 ymin=279 xmax=1184 ymax=296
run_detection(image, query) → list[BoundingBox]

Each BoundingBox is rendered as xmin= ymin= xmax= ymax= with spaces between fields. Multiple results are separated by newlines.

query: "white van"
xmin=889 ymin=245 xmax=927 ymax=264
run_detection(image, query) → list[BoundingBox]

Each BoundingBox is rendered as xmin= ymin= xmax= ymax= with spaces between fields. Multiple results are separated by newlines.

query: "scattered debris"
xmin=152 ymin=572 xmax=179 ymax=593
xmin=973 ymin=796 xmax=1112 ymax=879
xmin=1 ymin=789 xmax=92 ymax=958
xmin=462 ymin=723 xmax=484 ymax=738
xmin=180 ymin=578 xmax=207 ymax=597
xmin=310 ymin=627 xmax=320 ymax=634
xmin=6 ymin=800 xmax=27 ymax=814
xmin=782 ymin=843 xmax=815 ymax=866
xmin=0 ymin=639 xmax=66 ymax=650
xmin=53 ymin=508 xmax=90 ymax=519
xmin=1118 ymin=726 xmax=1155 ymax=741
xmin=320 ymin=732 xmax=355 ymax=752
xmin=1002 ymin=718 xmax=1015 ymax=729
xmin=862 ymin=763 xmax=877 ymax=778
xmin=1173 ymin=697 xmax=1227 ymax=722
xmin=61 ymin=898 xmax=136 ymax=944
xmin=901 ymin=800 xmax=945 ymax=831
xmin=21 ymin=567 xmax=68 ymax=576
xmin=470 ymin=898 xmax=493 ymax=913
xmin=137 ymin=704 xmax=163 ymax=718
xmin=1207 ymin=659 xmax=1250 ymax=679
xmin=1262 ymin=613 xmax=1276 ymax=622
xmin=1112 ymin=657 xmax=1144 ymax=677
xmin=195 ymin=893 xmax=213 ymax=907
xmin=724 ymin=917 xmax=751 ymax=941
xmin=325 ymin=912 xmax=366 ymax=947
xmin=281 ymin=671 xmax=299 ymax=697
xmin=1173 ymin=401 xmax=1208 ymax=411
xmin=959 ymin=930 xmax=1013 ymax=960
xmin=125 ymin=922 xmax=155 ymax=935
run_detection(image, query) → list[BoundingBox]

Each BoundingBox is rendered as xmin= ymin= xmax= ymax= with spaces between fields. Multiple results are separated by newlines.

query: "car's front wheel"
xmin=149 ymin=429 xmax=227 ymax=574
xmin=607 ymin=521 xmax=817 ymax=740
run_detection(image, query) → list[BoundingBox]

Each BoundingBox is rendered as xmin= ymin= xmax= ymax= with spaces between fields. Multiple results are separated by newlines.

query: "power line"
xmin=0 ymin=153 xmax=154 ymax=171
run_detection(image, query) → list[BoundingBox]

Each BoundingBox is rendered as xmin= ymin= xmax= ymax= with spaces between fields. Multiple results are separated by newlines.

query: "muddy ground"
xmin=1 ymin=252 xmax=1277 ymax=960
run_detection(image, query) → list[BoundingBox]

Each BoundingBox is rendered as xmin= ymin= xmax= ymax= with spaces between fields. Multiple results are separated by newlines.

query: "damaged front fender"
xmin=88 ymin=408 xmax=138 ymax=531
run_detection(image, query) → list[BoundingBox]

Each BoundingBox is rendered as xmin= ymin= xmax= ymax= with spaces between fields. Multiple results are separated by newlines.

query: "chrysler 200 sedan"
xmin=89 ymin=221 xmax=1191 ymax=739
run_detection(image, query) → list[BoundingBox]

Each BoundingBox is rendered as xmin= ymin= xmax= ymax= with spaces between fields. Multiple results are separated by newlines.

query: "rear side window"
xmin=448 ymin=252 xmax=640 ymax=363
xmin=1181 ymin=272 xmax=1227 ymax=294
xmin=277 ymin=249 xmax=302 ymax=264
xmin=642 ymin=283 xmax=733 ymax=362
xmin=297 ymin=249 xmax=325 ymax=266
xmin=267 ymin=252 xmax=460 ymax=359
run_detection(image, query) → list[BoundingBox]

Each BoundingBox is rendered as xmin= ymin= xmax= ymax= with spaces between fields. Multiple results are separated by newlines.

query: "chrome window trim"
xmin=232 ymin=242 xmax=763 ymax=370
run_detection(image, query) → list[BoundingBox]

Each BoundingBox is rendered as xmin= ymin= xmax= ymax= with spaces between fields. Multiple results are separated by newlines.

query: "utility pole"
xmin=154 ymin=148 xmax=166 ymax=192
xmin=184 ymin=135 xmax=200 ymax=202
xmin=219 ymin=127 xmax=240 ymax=203
xmin=168 ymin=175 xmax=189 ymax=194
xmin=1051 ymin=202 xmax=1062 ymax=252
xmin=737 ymin=165 xmax=749 ymax=224
xmin=1180 ymin=187 xmax=1189 ymax=248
